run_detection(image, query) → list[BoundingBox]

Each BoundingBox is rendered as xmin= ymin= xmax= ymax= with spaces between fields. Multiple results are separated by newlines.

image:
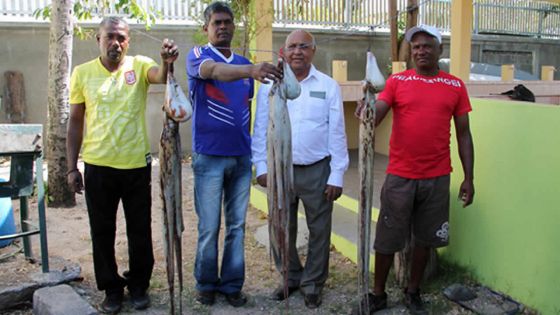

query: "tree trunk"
xmin=389 ymin=0 xmax=399 ymax=62
xmin=3 ymin=71 xmax=26 ymax=123
xmin=394 ymin=232 xmax=438 ymax=287
xmin=47 ymin=0 xmax=75 ymax=207
xmin=397 ymin=0 xmax=419 ymax=67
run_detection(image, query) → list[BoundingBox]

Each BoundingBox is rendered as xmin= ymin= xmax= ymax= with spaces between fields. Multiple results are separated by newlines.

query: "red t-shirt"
xmin=378 ymin=69 xmax=471 ymax=179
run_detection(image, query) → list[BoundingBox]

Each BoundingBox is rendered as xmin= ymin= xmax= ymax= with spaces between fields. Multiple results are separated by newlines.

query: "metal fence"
xmin=474 ymin=0 xmax=560 ymax=38
xmin=0 ymin=0 xmax=204 ymax=23
xmin=0 ymin=0 xmax=558 ymax=38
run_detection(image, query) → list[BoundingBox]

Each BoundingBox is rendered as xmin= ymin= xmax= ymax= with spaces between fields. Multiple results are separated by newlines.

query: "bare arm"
xmin=66 ymin=103 xmax=85 ymax=193
xmin=374 ymin=99 xmax=391 ymax=127
xmin=454 ymin=113 xmax=475 ymax=207
xmin=200 ymin=60 xmax=282 ymax=83
xmin=147 ymin=38 xmax=179 ymax=84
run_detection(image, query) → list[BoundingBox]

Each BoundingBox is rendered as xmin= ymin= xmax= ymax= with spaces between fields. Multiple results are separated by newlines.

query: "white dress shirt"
xmin=252 ymin=65 xmax=349 ymax=187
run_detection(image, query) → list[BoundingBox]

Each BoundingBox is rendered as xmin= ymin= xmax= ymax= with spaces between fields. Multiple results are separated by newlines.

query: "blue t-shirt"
xmin=186 ymin=44 xmax=254 ymax=156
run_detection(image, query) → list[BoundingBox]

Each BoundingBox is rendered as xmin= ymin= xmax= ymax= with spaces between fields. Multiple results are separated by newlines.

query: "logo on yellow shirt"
xmin=125 ymin=70 xmax=136 ymax=85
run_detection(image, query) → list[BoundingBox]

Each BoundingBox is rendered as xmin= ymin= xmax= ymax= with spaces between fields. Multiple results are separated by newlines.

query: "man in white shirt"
xmin=252 ymin=29 xmax=349 ymax=309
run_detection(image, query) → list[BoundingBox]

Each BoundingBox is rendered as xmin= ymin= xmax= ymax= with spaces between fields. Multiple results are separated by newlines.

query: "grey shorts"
xmin=374 ymin=174 xmax=450 ymax=254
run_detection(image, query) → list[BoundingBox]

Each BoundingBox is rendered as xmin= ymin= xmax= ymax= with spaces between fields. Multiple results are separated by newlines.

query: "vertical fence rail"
xmin=0 ymin=0 xmax=558 ymax=38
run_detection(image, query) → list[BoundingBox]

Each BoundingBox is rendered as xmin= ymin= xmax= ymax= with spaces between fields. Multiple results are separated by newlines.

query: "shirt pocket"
xmin=300 ymin=97 xmax=328 ymax=126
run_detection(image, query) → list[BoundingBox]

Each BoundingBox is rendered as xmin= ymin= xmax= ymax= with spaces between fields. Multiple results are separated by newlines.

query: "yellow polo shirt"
xmin=69 ymin=55 xmax=157 ymax=169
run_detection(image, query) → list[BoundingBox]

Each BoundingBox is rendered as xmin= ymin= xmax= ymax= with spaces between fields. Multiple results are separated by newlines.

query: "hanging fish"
xmin=267 ymin=60 xmax=300 ymax=306
xmin=159 ymin=63 xmax=192 ymax=315
xmin=357 ymin=51 xmax=385 ymax=315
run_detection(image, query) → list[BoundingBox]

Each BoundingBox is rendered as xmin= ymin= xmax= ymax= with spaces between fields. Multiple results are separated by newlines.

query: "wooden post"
xmin=392 ymin=61 xmax=407 ymax=74
xmin=398 ymin=0 xmax=419 ymax=65
xmin=3 ymin=71 xmax=26 ymax=123
xmin=389 ymin=0 xmax=398 ymax=62
xmin=332 ymin=60 xmax=348 ymax=82
xmin=450 ymin=0 xmax=473 ymax=81
xmin=501 ymin=64 xmax=515 ymax=81
xmin=253 ymin=0 xmax=273 ymax=63
xmin=541 ymin=66 xmax=555 ymax=81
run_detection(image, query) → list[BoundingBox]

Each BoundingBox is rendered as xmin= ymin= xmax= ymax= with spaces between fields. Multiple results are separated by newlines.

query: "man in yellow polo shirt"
xmin=66 ymin=16 xmax=178 ymax=314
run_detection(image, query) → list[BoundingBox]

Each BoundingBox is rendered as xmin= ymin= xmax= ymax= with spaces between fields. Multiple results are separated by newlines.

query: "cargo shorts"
xmin=373 ymin=173 xmax=451 ymax=254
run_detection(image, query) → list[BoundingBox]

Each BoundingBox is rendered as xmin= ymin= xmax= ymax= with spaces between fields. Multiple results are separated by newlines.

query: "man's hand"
xmin=161 ymin=38 xmax=179 ymax=64
xmin=458 ymin=179 xmax=474 ymax=207
xmin=256 ymin=174 xmax=267 ymax=187
xmin=250 ymin=63 xmax=283 ymax=83
xmin=325 ymin=185 xmax=342 ymax=202
xmin=362 ymin=80 xmax=377 ymax=95
xmin=67 ymin=170 xmax=84 ymax=195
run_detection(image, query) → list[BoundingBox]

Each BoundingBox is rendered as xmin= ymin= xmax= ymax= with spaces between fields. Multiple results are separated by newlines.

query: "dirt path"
xmin=1 ymin=161 xmax=479 ymax=314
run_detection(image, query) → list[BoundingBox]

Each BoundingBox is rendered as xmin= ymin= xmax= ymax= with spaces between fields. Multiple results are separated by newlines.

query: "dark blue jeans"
xmin=192 ymin=153 xmax=251 ymax=294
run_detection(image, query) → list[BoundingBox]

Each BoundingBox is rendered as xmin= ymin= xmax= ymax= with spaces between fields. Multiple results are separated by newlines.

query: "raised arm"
xmin=200 ymin=60 xmax=282 ymax=83
xmin=147 ymin=38 xmax=179 ymax=84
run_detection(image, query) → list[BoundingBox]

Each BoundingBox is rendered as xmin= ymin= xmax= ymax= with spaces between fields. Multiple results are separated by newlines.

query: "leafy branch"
xmin=33 ymin=0 xmax=161 ymax=39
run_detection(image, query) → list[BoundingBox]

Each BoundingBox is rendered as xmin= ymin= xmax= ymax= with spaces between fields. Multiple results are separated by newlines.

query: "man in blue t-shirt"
xmin=186 ymin=1 xmax=282 ymax=308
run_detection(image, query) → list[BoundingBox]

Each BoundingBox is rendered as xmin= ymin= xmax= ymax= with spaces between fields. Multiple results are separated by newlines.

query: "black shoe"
xmin=100 ymin=290 xmax=123 ymax=314
xmin=352 ymin=292 xmax=387 ymax=314
xmin=196 ymin=290 xmax=216 ymax=305
xmin=224 ymin=291 xmax=248 ymax=307
xmin=303 ymin=293 xmax=322 ymax=309
xmin=129 ymin=288 xmax=150 ymax=310
xmin=404 ymin=288 xmax=428 ymax=315
xmin=271 ymin=285 xmax=299 ymax=301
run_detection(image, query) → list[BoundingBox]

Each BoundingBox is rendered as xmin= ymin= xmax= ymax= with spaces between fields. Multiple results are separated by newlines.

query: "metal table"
xmin=0 ymin=124 xmax=49 ymax=272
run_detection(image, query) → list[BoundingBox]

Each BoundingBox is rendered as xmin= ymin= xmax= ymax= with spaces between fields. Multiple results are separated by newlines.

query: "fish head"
xmin=163 ymin=72 xmax=193 ymax=123
xmin=282 ymin=62 xmax=301 ymax=100
xmin=365 ymin=51 xmax=386 ymax=92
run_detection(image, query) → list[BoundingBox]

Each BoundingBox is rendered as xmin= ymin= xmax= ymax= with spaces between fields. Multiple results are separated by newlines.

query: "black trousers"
xmin=84 ymin=163 xmax=154 ymax=293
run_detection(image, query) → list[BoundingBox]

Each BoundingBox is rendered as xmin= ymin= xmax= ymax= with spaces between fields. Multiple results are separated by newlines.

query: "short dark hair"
xmin=99 ymin=16 xmax=129 ymax=31
xmin=203 ymin=1 xmax=234 ymax=26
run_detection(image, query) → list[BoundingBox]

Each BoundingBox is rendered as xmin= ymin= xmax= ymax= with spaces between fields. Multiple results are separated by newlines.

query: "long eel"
xmin=267 ymin=61 xmax=301 ymax=306
xmin=357 ymin=51 xmax=385 ymax=314
xmin=159 ymin=64 xmax=192 ymax=314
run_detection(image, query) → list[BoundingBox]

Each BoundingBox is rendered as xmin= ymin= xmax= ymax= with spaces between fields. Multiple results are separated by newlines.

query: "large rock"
xmin=33 ymin=284 xmax=97 ymax=315
xmin=0 ymin=256 xmax=81 ymax=310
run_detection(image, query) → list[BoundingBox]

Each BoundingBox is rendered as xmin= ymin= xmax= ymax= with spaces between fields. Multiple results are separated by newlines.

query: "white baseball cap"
xmin=405 ymin=24 xmax=442 ymax=44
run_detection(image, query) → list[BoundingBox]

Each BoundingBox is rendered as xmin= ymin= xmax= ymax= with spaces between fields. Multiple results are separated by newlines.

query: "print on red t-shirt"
xmin=377 ymin=69 xmax=472 ymax=179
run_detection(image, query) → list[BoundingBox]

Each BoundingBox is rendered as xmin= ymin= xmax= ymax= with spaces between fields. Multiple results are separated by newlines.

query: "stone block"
xmin=33 ymin=284 xmax=97 ymax=315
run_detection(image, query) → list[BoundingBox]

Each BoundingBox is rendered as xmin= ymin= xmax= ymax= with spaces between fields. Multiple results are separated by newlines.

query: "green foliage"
xmin=33 ymin=0 xmax=161 ymax=40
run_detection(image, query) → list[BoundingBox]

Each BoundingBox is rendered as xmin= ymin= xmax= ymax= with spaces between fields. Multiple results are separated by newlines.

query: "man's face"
xmin=204 ymin=12 xmax=235 ymax=47
xmin=97 ymin=22 xmax=129 ymax=64
xmin=284 ymin=31 xmax=315 ymax=74
xmin=410 ymin=32 xmax=442 ymax=72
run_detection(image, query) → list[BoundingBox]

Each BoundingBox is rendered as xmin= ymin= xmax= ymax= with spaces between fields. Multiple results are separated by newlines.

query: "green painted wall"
xmin=445 ymin=98 xmax=560 ymax=314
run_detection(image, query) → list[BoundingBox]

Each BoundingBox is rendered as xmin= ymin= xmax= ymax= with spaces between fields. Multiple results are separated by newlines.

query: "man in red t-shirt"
xmin=359 ymin=25 xmax=474 ymax=314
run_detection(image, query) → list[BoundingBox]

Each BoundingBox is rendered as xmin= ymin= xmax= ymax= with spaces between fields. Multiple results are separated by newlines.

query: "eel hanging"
xmin=267 ymin=60 xmax=301 ymax=306
xmin=357 ymin=51 xmax=385 ymax=315
xmin=159 ymin=63 xmax=192 ymax=315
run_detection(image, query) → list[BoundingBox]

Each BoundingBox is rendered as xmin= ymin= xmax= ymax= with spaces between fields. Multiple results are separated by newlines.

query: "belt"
xmin=293 ymin=156 xmax=330 ymax=168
